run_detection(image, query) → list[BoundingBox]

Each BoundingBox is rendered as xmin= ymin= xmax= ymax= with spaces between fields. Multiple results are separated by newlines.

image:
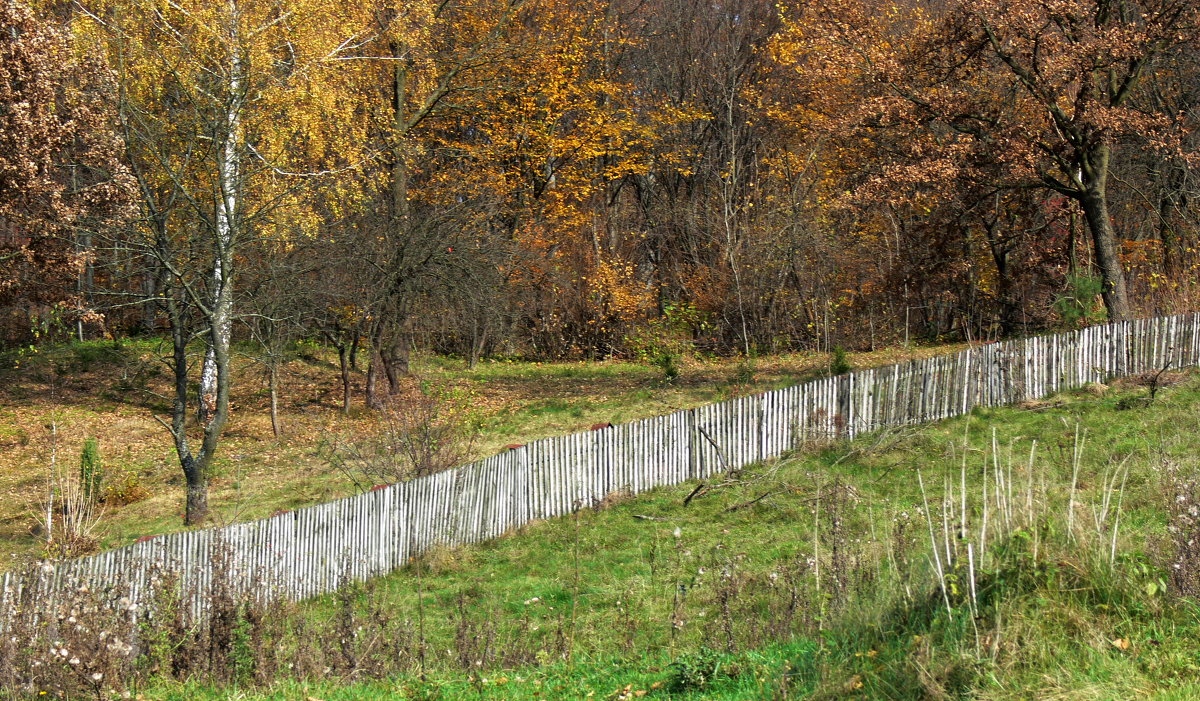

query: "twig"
xmin=682 ymin=482 xmax=708 ymax=507
xmin=152 ymin=414 xmax=179 ymax=439
xmin=1110 ymin=459 xmax=1131 ymax=565
xmin=918 ymin=469 xmax=953 ymax=617
xmin=723 ymin=489 xmax=779 ymax=513
xmin=697 ymin=427 xmax=736 ymax=475
xmin=1067 ymin=424 xmax=1083 ymax=541
xmin=570 ymin=501 xmax=581 ymax=664
xmin=1148 ymin=356 xmax=1176 ymax=401
xmin=833 ymin=424 xmax=920 ymax=467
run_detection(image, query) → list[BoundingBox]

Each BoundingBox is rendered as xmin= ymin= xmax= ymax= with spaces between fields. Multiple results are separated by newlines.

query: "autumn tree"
xmin=779 ymin=0 xmax=1200 ymax=323
xmin=77 ymin=0 xmax=373 ymax=523
xmin=0 ymin=0 xmax=131 ymax=345
xmin=239 ymin=239 xmax=316 ymax=437
xmin=321 ymin=0 xmax=529 ymax=406
xmin=327 ymin=0 xmax=667 ymax=374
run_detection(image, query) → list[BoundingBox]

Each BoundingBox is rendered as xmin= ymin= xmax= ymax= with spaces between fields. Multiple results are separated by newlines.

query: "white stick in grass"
xmin=961 ymin=446 xmax=968 ymax=542
xmin=1006 ymin=438 xmax=1015 ymax=527
xmin=980 ymin=448 xmax=990 ymax=565
xmin=1110 ymin=459 xmax=1131 ymax=566
xmin=992 ymin=429 xmax=1005 ymax=532
xmin=919 ymin=469 xmax=953 ymax=616
xmin=967 ymin=542 xmax=978 ymax=613
xmin=943 ymin=475 xmax=954 ymax=565
xmin=1026 ymin=440 xmax=1037 ymax=523
xmin=1067 ymin=423 xmax=1084 ymax=541
xmin=813 ymin=473 xmax=821 ymax=612
xmin=1027 ymin=439 xmax=1039 ymax=560
xmin=966 ymin=539 xmax=982 ymax=657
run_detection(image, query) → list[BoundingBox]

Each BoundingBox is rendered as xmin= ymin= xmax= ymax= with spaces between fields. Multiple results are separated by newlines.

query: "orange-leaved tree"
xmin=776 ymin=0 xmax=1200 ymax=323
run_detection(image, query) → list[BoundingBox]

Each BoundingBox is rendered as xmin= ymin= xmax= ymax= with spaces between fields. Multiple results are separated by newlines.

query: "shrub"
xmin=625 ymin=302 xmax=708 ymax=383
xmin=668 ymin=646 xmax=732 ymax=692
xmin=79 ymin=438 xmax=103 ymax=505
xmin=324 ymin=381 xmax=481 ymax=489
xmin=732 ymin=356 xmax=756 ymax=385
xmin=830 ymin=346 xmax=852 ymax=376
xmin=102 ymin=467 xmax=150 ymax=507
xmin=652 ymin=351 xmax=680 ymax=383
xmin=1053 ymin=274 xmax=1106 ymax=328
xmin=36 ymin=431 xmax=104 ymax=558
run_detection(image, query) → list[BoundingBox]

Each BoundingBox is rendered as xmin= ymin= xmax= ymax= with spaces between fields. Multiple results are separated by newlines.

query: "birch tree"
xmin=78 ymin=0 xmax=372 ymax=523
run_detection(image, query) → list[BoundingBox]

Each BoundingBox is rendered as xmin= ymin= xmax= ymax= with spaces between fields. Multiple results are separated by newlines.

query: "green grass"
xmin=98 ymin=372 xmax=1200 ymax=700
xmin=143 ymin=644 xmax=808 ymax=700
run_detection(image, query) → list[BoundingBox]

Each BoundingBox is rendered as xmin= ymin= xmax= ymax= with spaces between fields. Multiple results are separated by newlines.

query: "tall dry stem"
xmin=1110 ymin=462 xmax=1130 ymax=565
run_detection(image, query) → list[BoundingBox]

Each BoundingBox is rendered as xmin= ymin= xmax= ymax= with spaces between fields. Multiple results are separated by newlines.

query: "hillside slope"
xmin=24 ymin=369 xmax=1195 ymax=700
xmin=0 ymin=340 xmax=959 ymax=567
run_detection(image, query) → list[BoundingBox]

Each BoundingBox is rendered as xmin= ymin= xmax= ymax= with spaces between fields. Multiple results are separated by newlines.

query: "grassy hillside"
xmin=0 ymin=339 xmax=961 ymax=567
xmin=20 ymin=367 xmax=1195 ymax=700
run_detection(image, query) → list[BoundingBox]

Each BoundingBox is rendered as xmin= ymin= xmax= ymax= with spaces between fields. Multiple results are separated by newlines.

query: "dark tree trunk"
xmin=366 ymin=356 xmax=381 ymax=409
xmin=161 ymin=236 xmax=230 ymax=526
xmin=983 ymin=222 xmax=1018 ymax=336
xmin=142 ymin=259 xmax=163 ymax=335
xmin=1078 ymin=175 xmax=1131 ymax=322
xmin=184 ymin=463 xmax=208 ymax=526
xmin=338 ymin=343 xmax=352 ymax=414
xmin=268 ymin=362 xmax=281 ymax=438
xmin=382 ymin=335 xmax=410 ymax=394
xmin=469 ymin=317 xmax=488 ymax=370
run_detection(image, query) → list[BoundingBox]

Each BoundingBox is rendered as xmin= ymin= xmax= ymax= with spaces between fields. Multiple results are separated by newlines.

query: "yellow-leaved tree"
xmin=73 ymin=0 xmax=378 ymax=524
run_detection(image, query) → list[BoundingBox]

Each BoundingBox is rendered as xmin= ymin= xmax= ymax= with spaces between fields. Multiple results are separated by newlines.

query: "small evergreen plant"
xmin=830 ymin=346 xmax=852 ymax=376
xmin=79 ymin=437 xmax=102 ymax=504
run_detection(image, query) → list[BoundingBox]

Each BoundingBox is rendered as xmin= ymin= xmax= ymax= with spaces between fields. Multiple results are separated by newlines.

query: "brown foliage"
xmin=0 ymin=1 xmax=132 ymax=341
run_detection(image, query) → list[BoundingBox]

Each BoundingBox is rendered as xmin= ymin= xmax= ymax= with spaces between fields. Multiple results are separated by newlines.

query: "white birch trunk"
xmin=198 ymin=0 xmax=243 ymax=426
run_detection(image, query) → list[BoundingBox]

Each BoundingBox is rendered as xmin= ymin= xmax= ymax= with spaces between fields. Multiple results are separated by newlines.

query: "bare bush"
xmin=324 ymin=382 xmax=479 ymax=491
xmin=0 ymin=567 xmax=140 ymax=698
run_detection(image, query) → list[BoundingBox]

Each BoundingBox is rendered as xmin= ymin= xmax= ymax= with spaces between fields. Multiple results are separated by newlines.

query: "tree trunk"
xmin=469 ymin=317 xmax=487 ymax=369
xmin=198 ymin=3 xmax=242 ymax=427
xmin=141 ymin=271 xmax=158 ymax=335
xmin=366 ymin=323 xmax=385 ymax=409
xmin=1078 ymin=186 xmax=1131 ymax=322
xmin=184 ymin=463 xmax=209 ymax=526
xmin=268 ymin=362 xmax=281 ymax=438
xmin=383 ymin=334 xmax=410 ymax=394
xmin=338 ymin=344 xmax=352 ymax=414
xmin=366 ymin=351 xmax=382 ymax=410
xmin=166 ymin=270 xmax=212 ymax=526
xmin=983 ymin=223 xmax=1018 ymax=336
xmin=1158 ymin=190 xmax=1177 ymax=279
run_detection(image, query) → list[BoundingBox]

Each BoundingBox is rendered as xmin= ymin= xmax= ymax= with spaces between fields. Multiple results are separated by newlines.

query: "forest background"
xmin=2 ymin=0 xmax=1198 ymax=525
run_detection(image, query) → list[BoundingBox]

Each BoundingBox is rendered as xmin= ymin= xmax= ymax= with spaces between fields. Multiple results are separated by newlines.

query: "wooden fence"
xmin=3 ymin=313 xmax=1198 ymax=628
